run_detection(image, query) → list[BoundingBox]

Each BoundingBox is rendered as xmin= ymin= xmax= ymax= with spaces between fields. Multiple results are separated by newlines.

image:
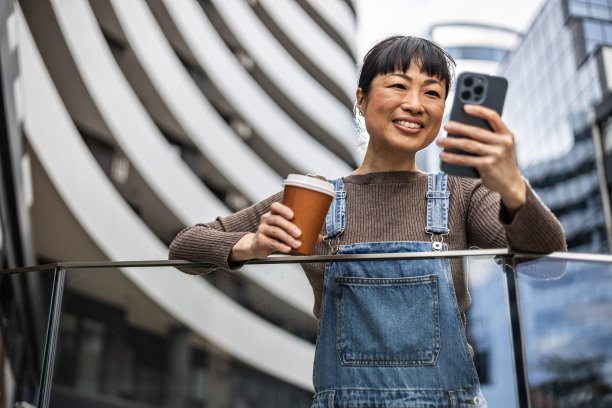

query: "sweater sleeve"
xmin=499 ymin=181 xmax=567 ymax=253
xmin=465 ymin=178 xmax=567 ymax=253
xmin=168 ymin=191 xmax=283 ymax=274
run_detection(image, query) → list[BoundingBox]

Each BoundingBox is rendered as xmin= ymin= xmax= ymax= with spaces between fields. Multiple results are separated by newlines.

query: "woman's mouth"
xmin=393 ymin=120 xmax=423 ymax=129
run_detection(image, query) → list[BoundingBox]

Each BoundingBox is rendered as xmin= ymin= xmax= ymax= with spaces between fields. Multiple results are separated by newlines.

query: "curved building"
xmin=1 ymin=0 xmax=358 ymax=406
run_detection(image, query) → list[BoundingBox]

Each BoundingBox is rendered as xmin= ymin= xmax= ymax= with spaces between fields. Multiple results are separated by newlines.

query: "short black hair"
xmin=358 ymin=35 xmax=456 ymax=100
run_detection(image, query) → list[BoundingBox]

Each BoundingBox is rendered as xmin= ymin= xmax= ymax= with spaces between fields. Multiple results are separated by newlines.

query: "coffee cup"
xmin=282 ymin=174 xmax=336 ymax=255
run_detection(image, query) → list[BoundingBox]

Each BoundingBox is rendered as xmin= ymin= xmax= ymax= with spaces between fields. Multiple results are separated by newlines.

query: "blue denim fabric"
xmin=426 ymin=173 xmax=450 ymax=235
xmin=312 ymin=173 xmax=486 ymax=408
xmin=324 ymin=177 xmax=346 ymax=240
xmin=311 ymin=389 xmax=486 ymax=407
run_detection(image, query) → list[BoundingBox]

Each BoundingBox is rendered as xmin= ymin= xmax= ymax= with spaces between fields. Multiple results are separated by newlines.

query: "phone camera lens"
xmin=461 ymin=90 xmax=471 ymax=101
xmin=463 ymin=77 xmax=474 ymax=87
xmin=474 ymin=85 xmax=484 ymax=95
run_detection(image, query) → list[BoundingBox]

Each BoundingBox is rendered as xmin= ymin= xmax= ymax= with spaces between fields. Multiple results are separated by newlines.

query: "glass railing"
xmin=0 ymin=265 xmax=57 ymax=407
xmin=1 ymin=250 xmax=612 ymax=408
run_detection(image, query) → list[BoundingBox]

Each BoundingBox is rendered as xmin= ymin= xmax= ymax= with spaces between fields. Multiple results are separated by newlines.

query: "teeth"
xmin=395 ymin=120 xmax=423 ymax=129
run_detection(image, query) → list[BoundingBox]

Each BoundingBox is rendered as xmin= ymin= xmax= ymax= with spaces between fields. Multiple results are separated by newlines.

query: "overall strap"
xmin=426 ymin=172 xmax=450 ymax=237
xmin=323 ymin=177 xmax=346 ymax=241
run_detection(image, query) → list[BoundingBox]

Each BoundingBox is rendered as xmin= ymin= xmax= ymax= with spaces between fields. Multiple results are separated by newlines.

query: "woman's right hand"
xmin=229 ymin=202 xmax=303 ymax=262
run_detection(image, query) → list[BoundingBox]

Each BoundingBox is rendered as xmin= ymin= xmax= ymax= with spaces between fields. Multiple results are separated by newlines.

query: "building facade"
xmin=1 ymin=0 xmax=358 ymax=407
xmin=501 ymin=0 xmax=610 ymax=253
xmin=468 ymin=0 xmax=612 ymax=404
xmin=423 ymin=1 xmax=612 ymax=404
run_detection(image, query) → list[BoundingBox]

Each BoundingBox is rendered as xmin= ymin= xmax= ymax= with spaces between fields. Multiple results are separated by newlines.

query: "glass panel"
xmin=515 ymin=256 xmax=612 ymax=405
xmin=590 ymin=4 xmax=611 ymax=19
xmin=0 ymin=267 xmax=56 ymax=406
xmin=605 ymin=22 xmax=612 ymax=42
xmin=50 ymin=265 xmax=318 ymax=407
xmin=569 ymin=0 xmax=590 ymax=17
xmin=37 ymin=254 xmax=514 ymax=407
xmin=465 ymin=256 xmax=518 ymax=406
xmin=584 ymin=20 xmax=604 ymax=40
xmin=586 ymin=38 xmax=599 ymax=54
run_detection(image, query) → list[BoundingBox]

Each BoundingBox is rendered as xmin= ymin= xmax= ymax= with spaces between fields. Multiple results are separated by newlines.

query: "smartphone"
xmin=440 ymin=72 xmax=508 ymax=178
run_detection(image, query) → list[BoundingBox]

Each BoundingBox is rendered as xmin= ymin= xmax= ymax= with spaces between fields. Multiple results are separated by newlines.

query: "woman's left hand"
xmin=436 ymin=104 xmax=527 ymax=215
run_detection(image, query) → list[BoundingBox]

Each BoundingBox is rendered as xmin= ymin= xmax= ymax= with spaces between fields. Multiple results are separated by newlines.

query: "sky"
xmin=354 ymin=0 xmax=548 ymax=58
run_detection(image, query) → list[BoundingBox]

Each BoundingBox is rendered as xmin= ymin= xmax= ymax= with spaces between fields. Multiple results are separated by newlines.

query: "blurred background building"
xmin=1 ymin=0 xmax=612 ymax=407
xmin=1 ymin=0 xmax=357 ymax=406
xmin=424 ymin=0 xmax=612 ymax=405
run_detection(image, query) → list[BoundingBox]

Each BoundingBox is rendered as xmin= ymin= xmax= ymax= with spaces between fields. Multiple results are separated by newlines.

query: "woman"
xmin=170 ymin=36 xmax=566 ymax=407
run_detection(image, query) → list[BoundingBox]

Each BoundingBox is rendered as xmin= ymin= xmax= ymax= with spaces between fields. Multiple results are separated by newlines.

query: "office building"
xmin=501 ymin=0 xmax=611 ymax=253
xmin=467 ymin=0 xmax=612 ymax=404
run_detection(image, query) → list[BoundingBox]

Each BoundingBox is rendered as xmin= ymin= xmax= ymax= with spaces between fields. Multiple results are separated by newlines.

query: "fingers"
xmin=439 ymin=148 xmax=498 ymax=170
xmin=437 ymin=104 xmax=525 ymax=206
xmin=269 ymin=201 xmax=294 ymax=219
xmin=437 ymin=104 xmax=518 ymax=183
xmin=443 ymin=105 xmax=509 ymax=143
xmin=265 ymin=203 xmax=301 ymax=238
xmin=463 ymin=104 xmax=507 ymax=133
xmin=253 ymin=227 xmax=297 ymax=255
xmin=253 ymin=203 xmax=303 ymax=256
xmin=258 ymin=215 xmax=301 ymax=248
xmin=439 ymin=104 xmax=515 ymax=156
xmin=439 ymin=134 xmax=498 ymax=157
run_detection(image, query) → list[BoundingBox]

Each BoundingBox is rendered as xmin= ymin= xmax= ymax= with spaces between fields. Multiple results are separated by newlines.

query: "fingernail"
xmin=292 ymin=240 xmax=302 ymax=248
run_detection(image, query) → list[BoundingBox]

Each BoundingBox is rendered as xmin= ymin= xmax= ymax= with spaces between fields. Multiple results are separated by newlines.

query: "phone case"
xmin=440 ymin=72 xmax=508 ymax=178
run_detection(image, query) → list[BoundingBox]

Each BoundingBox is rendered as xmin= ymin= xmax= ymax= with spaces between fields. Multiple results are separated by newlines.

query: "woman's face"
xmin=356 ymin=63 xmax=446 ymax=158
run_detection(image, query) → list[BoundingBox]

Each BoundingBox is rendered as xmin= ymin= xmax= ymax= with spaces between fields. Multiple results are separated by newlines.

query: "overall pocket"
xmin=335 ymin=274 xmax=440 ymax=366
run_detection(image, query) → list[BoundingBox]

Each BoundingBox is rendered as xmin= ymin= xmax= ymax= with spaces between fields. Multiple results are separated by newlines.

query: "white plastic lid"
xmin=283 ymin=174 xmax=336 ymax=197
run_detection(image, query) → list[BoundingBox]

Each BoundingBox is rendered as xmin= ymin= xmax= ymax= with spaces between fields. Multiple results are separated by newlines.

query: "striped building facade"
xmin=1 ymin=1 xmax=358 ymax=406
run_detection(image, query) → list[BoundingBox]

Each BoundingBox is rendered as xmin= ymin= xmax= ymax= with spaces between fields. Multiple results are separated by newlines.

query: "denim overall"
xmin=311 ymin=173 xmax=487 ymax=408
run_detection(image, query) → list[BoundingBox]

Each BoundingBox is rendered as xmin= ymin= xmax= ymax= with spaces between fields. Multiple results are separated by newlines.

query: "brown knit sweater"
xmin=169 ymin=171 xmax=566 ymax=319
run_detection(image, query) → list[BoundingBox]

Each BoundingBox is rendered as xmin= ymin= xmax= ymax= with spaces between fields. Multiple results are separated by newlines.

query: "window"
xmin=584 ymin=19 xmax=604 ymax=41
xmin=605 ymin=22 xmax=612 ymax=41
xmin=591 ymin=4 xmax=611 ymax=19
xmin=569 ymin=0 xmax=590 ymax=17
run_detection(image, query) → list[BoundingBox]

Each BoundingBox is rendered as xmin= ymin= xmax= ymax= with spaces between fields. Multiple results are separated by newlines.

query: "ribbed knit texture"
xmin=169 ymin=171 xmax=566 ymax=319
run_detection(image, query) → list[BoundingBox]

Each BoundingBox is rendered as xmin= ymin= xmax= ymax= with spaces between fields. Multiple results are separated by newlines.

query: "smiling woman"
xmin=169 ymin=35 xmax=567 ymax=407
xmin=354 ymin=63 xmax=447 ymax=173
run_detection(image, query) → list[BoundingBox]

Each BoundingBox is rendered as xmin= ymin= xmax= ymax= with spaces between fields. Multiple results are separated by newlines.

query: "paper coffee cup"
xmin=282 ymin=174 xmax=336 ymax=255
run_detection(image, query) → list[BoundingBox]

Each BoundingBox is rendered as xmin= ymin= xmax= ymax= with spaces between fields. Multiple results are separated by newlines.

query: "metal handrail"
xmin=3 ymin=249 xmax=610 ymax=277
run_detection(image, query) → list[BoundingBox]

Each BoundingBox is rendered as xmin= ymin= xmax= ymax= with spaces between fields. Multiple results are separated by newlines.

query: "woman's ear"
xmin=356 ymin=88 xmax=366 ymax=116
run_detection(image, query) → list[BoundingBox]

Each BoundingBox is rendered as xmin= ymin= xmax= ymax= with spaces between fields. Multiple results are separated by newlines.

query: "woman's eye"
xmin=426 ymin=90 xmax=441 ymax=97
xmin=391 ymin=83 xmax=406 ymax=90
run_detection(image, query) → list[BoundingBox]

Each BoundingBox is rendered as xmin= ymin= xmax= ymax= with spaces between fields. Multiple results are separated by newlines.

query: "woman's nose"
xmin=401 ymin=91 xmax=424 ymax=113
